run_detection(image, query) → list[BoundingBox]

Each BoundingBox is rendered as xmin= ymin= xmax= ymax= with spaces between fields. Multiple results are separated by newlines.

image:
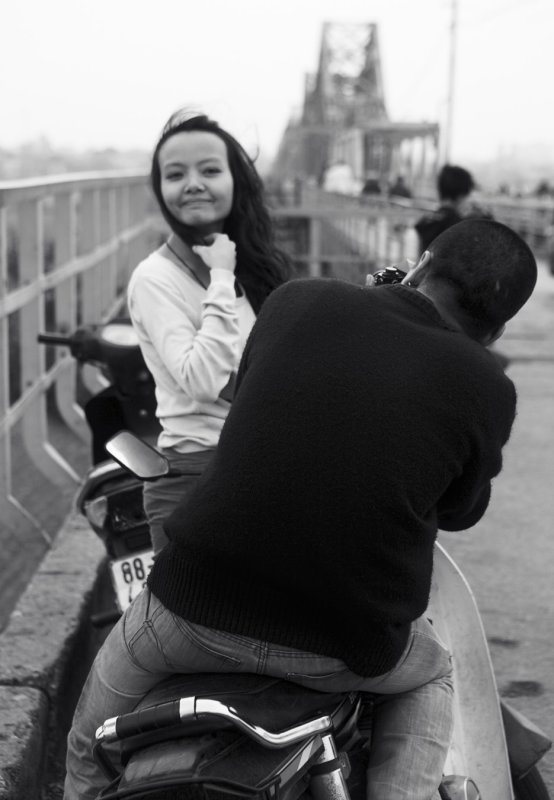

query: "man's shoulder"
xmin=269 ymin=277 xmax=357 ymax=303
xmin=257 ymin=278 xmax=364 ymax=334
xmin=448 ymin=336 xmax=517 ymax=415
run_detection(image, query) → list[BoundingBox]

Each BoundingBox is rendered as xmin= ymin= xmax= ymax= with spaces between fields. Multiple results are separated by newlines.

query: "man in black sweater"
xmin=415 ymin=165 xmax=492 ymax=255
xmin=65 ymin=219 xmax=537 ymax=800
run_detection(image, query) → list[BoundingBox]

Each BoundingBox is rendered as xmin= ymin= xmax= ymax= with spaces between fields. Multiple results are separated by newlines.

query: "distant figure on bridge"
xmin=361 ymin=171 xmax=382 ymax=196
xmin=388 ymin=174 xmax=412 ymax=199
xmin=415 ymin=164 xmax=492 ymax=254
xmin=126 ymin=109 xmax=291 ymax=553
xmin=323 ymin=160 xmax=358 ymax=194
xmin=64 ymin=218 xmax=537 ymax=800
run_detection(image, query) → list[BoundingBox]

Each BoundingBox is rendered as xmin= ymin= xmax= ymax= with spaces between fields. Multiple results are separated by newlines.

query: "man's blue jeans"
xmin=64 ymin=589 xmax=453 ymax=800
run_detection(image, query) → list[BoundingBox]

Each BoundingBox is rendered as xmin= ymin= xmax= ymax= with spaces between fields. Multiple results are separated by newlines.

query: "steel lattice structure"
xmin=272 ymin=22 xmax=439 ymax=196
xmin=303 ymin=22 xmax=387 ymax=128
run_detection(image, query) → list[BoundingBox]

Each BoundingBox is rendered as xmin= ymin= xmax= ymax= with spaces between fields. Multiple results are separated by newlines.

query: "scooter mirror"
xmin=105 ymin=431 xmax=170 ymax=480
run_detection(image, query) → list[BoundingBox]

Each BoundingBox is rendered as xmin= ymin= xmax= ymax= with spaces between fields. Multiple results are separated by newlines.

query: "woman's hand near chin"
xmin=193 ymin=233 xmax=236 ymax=273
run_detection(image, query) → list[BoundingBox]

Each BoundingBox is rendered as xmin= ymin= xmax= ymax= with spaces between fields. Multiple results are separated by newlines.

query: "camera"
xmin=371 ymin=266 xmax=408 ymax=285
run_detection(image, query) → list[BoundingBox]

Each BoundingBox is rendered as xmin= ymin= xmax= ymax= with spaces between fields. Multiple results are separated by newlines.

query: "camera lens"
xmin=372 ymin=266 xmax=407 ymax=285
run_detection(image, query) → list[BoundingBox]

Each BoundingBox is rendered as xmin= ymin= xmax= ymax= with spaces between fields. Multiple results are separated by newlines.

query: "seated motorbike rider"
xmin=64 ymin=218 xmax=537 ymax=800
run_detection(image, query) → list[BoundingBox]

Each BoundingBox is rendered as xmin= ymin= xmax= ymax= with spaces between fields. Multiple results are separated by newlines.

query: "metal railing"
xmin=272 ymin=191 xmax=420 ymax=283
xmin=0 ymin=171 xmax=159 ymax=542
xmin=274 ymin=185 xmax=553 ymax=282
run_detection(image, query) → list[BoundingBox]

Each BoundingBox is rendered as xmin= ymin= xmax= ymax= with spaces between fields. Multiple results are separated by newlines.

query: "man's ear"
xmin=401 ymin=250 xmax=432 ymax=287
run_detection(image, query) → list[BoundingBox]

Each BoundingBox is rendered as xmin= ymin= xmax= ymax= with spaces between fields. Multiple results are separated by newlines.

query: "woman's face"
xmin=158 ymin=131 xmax=234 ymax=235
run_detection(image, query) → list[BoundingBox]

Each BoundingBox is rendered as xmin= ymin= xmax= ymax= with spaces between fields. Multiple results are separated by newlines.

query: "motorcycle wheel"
xmin=512 ymin=765 xmax=551 ymax=800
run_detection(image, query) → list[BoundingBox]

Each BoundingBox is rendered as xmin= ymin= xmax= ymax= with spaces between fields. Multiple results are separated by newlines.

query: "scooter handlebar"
xmin=37 ymin=333 xmax=73 ymax=346
xmin=37 ymin=328 xmax=103 ymax=362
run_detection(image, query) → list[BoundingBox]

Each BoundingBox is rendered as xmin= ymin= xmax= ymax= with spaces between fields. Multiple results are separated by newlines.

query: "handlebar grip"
xmin=37 ymin=333 xmax=72 ymax=346
xmin=115 ymin=699 xmax=182 ymax=739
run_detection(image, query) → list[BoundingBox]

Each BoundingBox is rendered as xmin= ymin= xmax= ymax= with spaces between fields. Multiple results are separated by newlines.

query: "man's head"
xmin=403 ymin=219 xmax=537 ymax=344
xmin=437 ymin=165 xmax=475 ymax=202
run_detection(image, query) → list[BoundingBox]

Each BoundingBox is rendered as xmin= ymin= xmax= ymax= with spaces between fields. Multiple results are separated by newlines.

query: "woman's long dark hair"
xmin=151 ymin=109 xmax=291 ymax=314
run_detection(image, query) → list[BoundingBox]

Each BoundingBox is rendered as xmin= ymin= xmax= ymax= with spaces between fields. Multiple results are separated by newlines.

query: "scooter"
xmin=89 ymin=430 xmax=552 ymax=800
xmin=37 ymin=321 xmax=161 ymax=624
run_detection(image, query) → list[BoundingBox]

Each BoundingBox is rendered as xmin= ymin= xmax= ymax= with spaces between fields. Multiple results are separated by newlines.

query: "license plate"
xmin=109 ymin=549 xmax=155 ymax=612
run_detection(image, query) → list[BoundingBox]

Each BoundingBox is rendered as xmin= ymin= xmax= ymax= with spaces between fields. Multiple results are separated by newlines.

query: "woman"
xmin=128 ymin=109 xmax=291 ymax=552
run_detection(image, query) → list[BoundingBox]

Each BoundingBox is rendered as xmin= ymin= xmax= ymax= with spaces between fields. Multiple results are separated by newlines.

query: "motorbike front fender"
xmin=427 ymin=541 xmax=513 ymax=800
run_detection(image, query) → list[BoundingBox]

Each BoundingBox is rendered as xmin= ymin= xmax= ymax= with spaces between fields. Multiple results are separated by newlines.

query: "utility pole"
xmin=443 ymin=0 xmax=458 ymax=163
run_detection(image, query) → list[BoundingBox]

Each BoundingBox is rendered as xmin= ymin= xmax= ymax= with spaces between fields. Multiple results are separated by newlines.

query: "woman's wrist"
xmin=208 ymin=268 xmax=236 ymax=286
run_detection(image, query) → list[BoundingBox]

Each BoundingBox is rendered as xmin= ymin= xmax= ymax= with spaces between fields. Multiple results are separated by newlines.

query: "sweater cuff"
xmin=209 ymin=269 xmax=236 ymax=287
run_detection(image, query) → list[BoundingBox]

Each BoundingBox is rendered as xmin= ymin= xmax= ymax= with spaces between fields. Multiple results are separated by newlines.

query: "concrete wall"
xmin=0 ymin=512 xmax=105 ymax=800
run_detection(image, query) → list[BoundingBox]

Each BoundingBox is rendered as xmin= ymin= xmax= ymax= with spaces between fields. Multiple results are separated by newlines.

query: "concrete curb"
xmin=0 ymin=511 xmax=105 ymax=800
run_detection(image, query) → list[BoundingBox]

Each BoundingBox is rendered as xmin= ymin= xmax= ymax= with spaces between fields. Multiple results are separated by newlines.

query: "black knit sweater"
xmin=149 ymin=279 xmax=516 ymax=677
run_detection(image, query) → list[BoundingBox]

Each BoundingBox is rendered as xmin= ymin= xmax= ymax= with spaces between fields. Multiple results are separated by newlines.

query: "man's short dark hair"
xmin=437 ymin=165 xmax=475 ymax=201
xmin=423 ymin=219 xmax=537 ymax=335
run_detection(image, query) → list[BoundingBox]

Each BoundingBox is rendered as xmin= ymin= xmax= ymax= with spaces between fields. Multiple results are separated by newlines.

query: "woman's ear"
xmin=401 ymin=250 xmax=432 ymax=287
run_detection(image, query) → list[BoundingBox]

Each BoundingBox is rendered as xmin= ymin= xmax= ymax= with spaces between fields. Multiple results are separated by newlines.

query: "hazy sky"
xmin=1 ymin=0 xmax=553 ymax=164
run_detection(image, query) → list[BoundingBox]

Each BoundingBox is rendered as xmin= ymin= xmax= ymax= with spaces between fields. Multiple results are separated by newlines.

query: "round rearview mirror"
xmin=105 ymin=431 xmax=170 ymax=480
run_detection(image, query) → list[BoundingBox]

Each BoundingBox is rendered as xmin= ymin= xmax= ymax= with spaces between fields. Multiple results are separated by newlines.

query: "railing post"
xmin=102 ymin=187 xmax=120 ymax=313
xmin=308 ymin=216 xmax=322 ymax=277
xmin=0 ymin=205 xmax=25 ymax=533
xmin=18 ymin=198 xmax=80 ymax=487
xmin=366 ymin=217 xmax=377 ymax=263
xmin=127 ymin=183 xmax=151 ymax=290
xmin=53 ymin=191 xmax=90 ymax=443
xmin=80 ymin=189 xmax=103 ymax=323
xmin=98 ymin=184 xmax=125 ymax=318
xmin=116 ymin=184 xmax=131 ymax=293
xmin=79 ymin=188 xmax=108 ymax=395
xmin=376 ymin=216 xmax=388 ymax=263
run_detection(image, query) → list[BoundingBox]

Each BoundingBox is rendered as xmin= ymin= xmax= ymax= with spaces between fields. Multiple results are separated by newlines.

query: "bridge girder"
xmin=303 ymin=21 xmax=388 ymax=128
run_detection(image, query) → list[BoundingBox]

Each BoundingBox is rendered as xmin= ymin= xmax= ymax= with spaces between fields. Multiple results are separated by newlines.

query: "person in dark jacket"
xmin=64 ymin=219 xmax=537 ymax=800
xmin=415 ymin=164 xmax=492 ymax=254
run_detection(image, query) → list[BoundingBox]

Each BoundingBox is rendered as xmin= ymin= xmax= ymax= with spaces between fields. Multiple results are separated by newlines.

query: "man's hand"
xmin=193 ymin=233 xmax=236 ymax=273
xmin=365 ymin=273 xmax=376 ymax=288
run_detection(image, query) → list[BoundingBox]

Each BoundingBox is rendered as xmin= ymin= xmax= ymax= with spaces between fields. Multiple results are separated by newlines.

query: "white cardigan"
xmin=127 ymin=248 xmax=256 ymax=453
